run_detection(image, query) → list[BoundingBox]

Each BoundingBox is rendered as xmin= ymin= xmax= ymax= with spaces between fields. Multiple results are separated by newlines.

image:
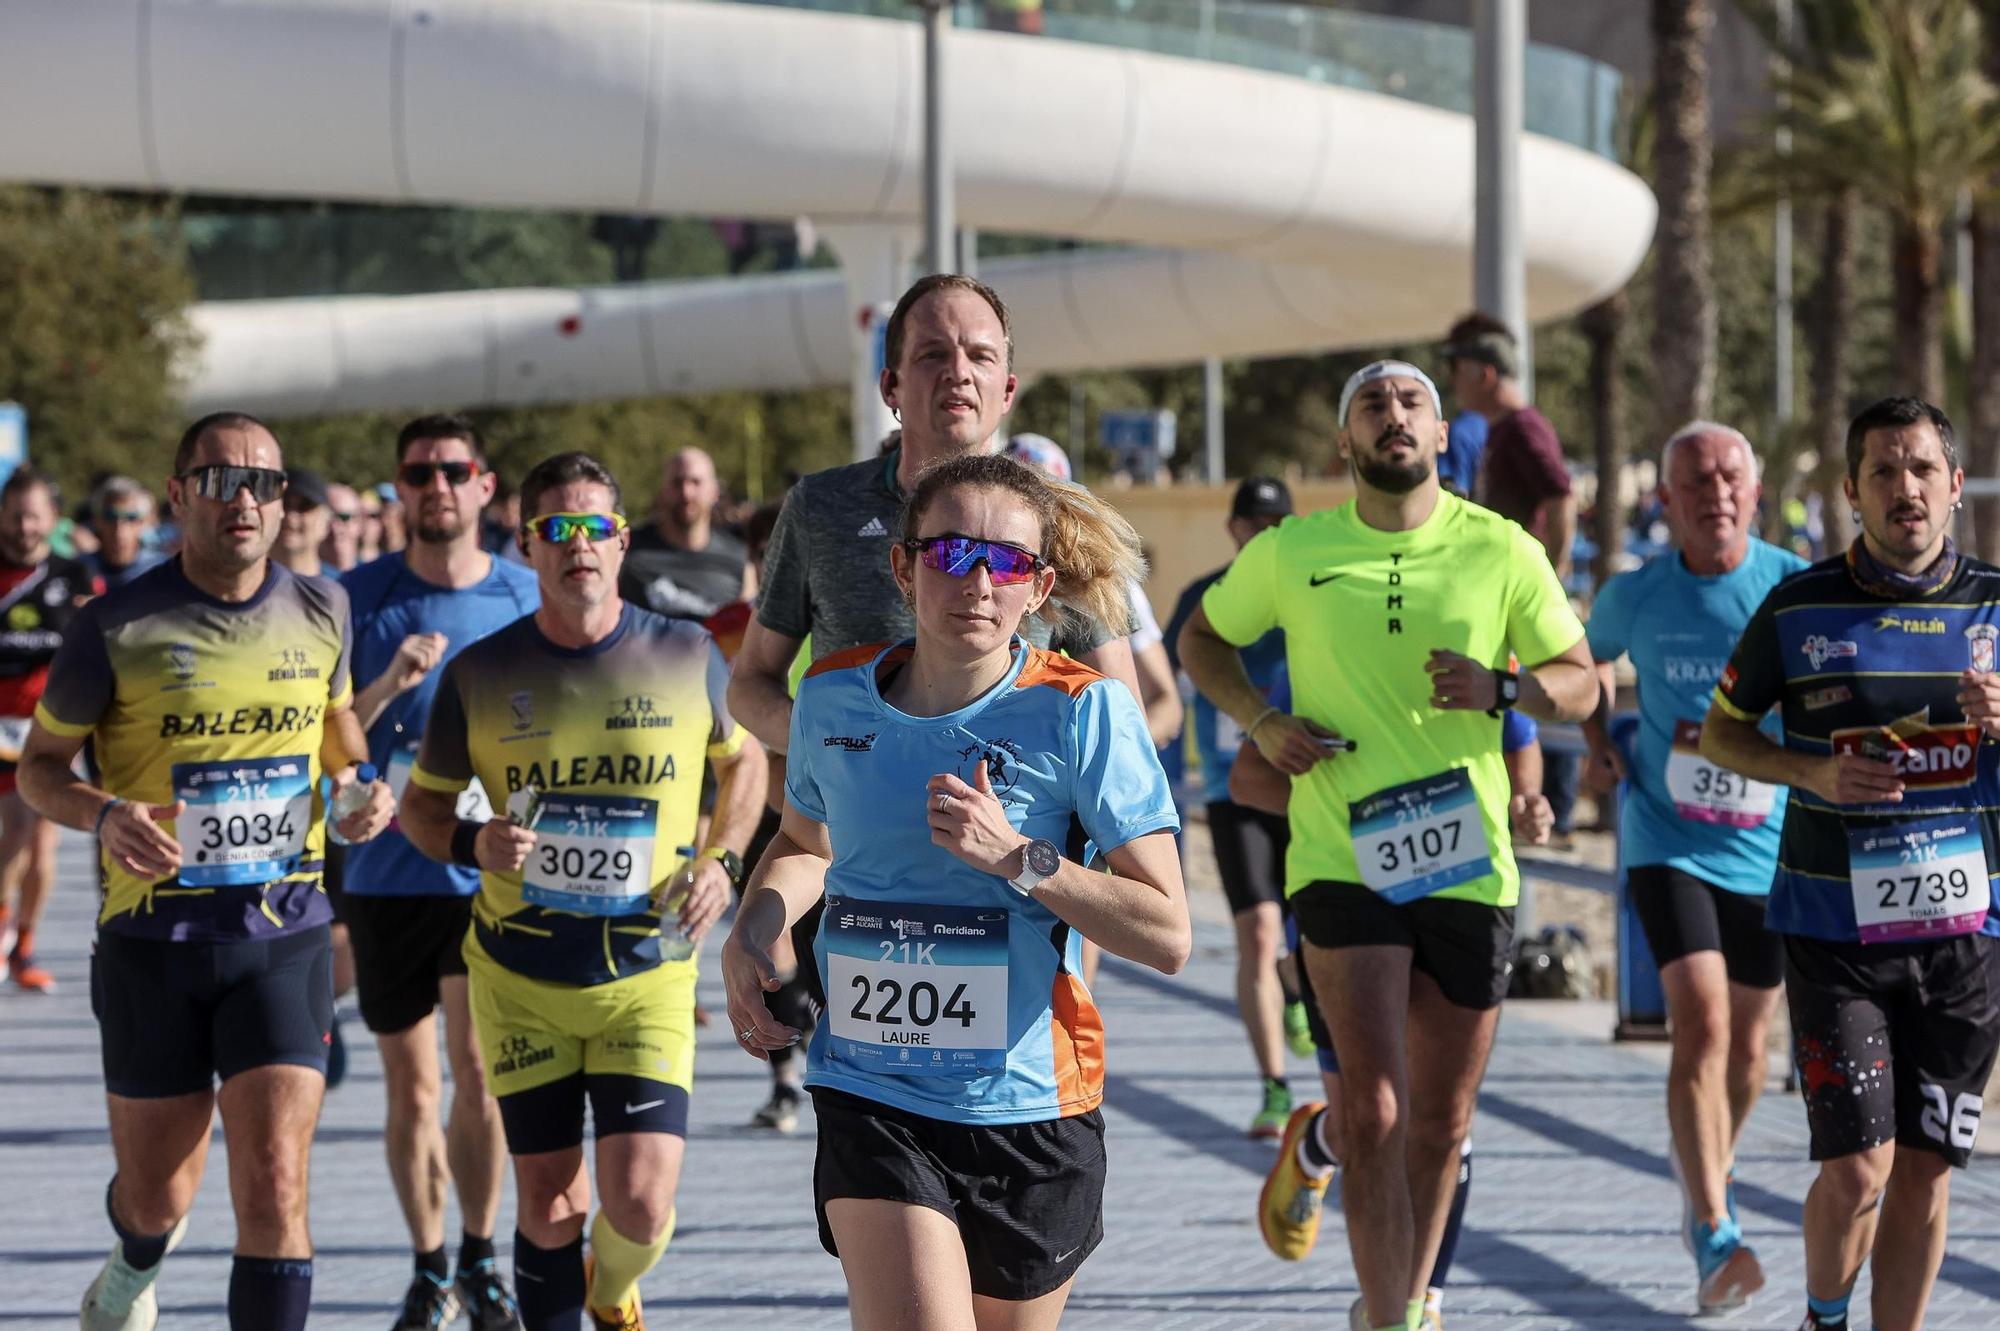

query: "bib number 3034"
xmin=1666 ymin=720 xmax=1776 ymax=827
xmin=1350 ymin=768 xmax=1494 ymax=904
xmin=823 ymin=896 xmax=1009 ymax=1076
xmin=1847 ymin=816 xmax=1992 ymax=944
xmin=520 ymin=792 xmax=658 ymax=916
xmin=173 ymin=756 xmax=312 ymax=887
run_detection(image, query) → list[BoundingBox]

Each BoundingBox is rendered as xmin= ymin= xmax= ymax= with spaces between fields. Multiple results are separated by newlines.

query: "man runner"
xmin=616 ymin=446 xmax=752 ymax=622
xmin=1702 ymin=396 xmax=2000 ymax=1331
xmin=342 ymin=414 xmax=537 ymax=1330
xmin=0 ymin=467 xmax=100 ymax=993
xmin=22 ymin=412 xmax=393 ymax=1331
xmin=400 ymin=451 xmax=765 ymax=1331
xmin=1582 ymin=421 xmax=1804 ymax=1313
xmin=1180 ymin=361 xmax=1594 ymax=1331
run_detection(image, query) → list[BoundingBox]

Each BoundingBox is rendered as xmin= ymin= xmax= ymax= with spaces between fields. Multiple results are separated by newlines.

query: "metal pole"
xmin=1204 ymin=357 xmax=1224 ymax=484
xmin=1774 ymin=0 xmax=1794 ymax=426
xmin=1473 ymin=0 xmax=1529 ymax=394
xmin=921 ymin=1 xmax=956 ymax=275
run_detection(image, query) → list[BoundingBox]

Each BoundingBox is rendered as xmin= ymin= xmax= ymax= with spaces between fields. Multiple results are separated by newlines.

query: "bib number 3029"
xmin=520 ymin=792 xmax=658 ymax=916
xmin=173 ymin=755 xmax=312 ymax=887
xmin=823 ymin=897 xmax=1009 ymax=1076
xmin=1349 ymin=768 xmax=1494 ymax=904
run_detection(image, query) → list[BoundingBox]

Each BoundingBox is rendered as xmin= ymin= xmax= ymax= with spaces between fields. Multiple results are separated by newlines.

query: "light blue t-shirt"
xmin=1587 ymin=539 xmax=1807 ymax=895
xmin=341 ymin=552 xmax=540 ymax=897
xmin=788 ymin=638 xmax=1178 ymax=1125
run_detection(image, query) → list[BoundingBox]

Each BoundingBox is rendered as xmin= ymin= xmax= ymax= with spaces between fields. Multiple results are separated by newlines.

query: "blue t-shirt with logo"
xmin=341 ymin=552 xmax=540 ymax=897
xmin=788 ymin=638 xmax=1177 ymax=1125
xmin=1587 ymin=539 xmax=1807 ymax=895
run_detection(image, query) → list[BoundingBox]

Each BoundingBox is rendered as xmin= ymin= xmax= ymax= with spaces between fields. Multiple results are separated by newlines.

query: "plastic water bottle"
xmin=657 ymin=845 xmax=699 ymax=962
xmin=322 ymin=763 xmax=380 ymax=846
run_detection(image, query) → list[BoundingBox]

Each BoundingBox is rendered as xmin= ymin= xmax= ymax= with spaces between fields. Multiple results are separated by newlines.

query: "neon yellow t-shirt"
xmin=1201 ymin=491 xmax=1583 ymax=905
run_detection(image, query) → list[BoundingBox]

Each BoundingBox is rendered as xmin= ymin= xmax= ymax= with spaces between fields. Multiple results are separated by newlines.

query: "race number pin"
xmin=1968 ymin=624 xmax=1998 ymax=674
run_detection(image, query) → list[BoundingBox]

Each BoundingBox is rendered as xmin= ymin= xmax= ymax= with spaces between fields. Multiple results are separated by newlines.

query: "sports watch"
xmin=1008 ymin=838 xmax=1061 ymax=897
xmin=700 ymin=846 xmax=744 ymax=887
xmin=1488 ymin=669 xmax=1521 ymax=718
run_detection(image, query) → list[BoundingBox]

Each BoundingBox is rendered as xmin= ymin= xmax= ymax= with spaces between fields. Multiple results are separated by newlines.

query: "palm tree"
xmin=1772 ymin=0 xmax=2000 ymax=405
xmin=1652 ymin=0 xmax=1718 ymax=428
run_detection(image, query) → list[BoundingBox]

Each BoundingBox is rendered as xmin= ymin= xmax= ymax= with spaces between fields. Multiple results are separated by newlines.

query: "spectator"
xmin=82 ymin=476 xmax=164 ymax=592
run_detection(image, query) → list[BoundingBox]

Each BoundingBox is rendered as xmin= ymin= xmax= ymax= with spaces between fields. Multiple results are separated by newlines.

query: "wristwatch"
xmin=1488 ymin=669 xmax=1521 ymax=718
xmin=700 ymin=846 xmax=744 ymax=887
xmin=1008 ymin=838 xmax=1061 ymax=897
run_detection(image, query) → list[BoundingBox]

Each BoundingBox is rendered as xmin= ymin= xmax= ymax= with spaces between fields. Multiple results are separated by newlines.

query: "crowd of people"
xmin=16 ymin=271 xmax=1997 ymax=1331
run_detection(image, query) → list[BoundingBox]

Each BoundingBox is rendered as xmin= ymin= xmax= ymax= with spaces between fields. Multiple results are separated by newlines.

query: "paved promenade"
xmin=5 ymin=831 xmax=1999 ymax=1328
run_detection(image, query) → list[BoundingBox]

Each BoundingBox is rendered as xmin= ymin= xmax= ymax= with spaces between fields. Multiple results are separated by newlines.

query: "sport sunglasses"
xmin=178 ymin=465 xmax=287 ymax=504
xmin=526 ymin=511 xmax=629 ymax=544
xmin=903 ymin=534 xmax=1045 ymax=585
xmin=398 ymin=460 xmax=482 ymax=488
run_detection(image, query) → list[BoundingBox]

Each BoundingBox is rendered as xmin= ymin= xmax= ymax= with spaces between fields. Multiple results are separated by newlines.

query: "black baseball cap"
xmin=1231 ymin=475 xmax=1293 ymax=520
xmin=285 ymin=468 xmax=329 ymax=509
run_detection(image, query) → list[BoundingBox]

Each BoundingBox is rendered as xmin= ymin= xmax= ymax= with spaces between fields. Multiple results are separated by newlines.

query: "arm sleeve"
xmin=703 ymin=636 xmax=748 ymax=759
xmin=754 ymin=479 xmax=813 ymax=639
xmin=782 ymin=678 xmax=827 ymax=822
xmin=409 ymin=658 xmax=473 ymax=794
xmin=1069 ymin=679 xmax=1180 ymax=856
xmin=1584 ymin=571 xmax=1632 ymax=662
xmin=1503 ymin=526 xmax=1586 ymax=666
xmin=1200 ymin=525 xmax=1281 ymax=647
xmin=325 ymin=579 xmax=354 ymax=710
xmin=32 ymin=603 xmax=112 ymax=736
xmin=1523 ymin=417 xmax=1573 ymax=498
xmin=1052 ymin=602 xmax=1120 ymax=655
xmin=1713 ymin=592 xmax=1786 ymax=722
xmin=1502 ymin=708 xmax=1539 ymax=752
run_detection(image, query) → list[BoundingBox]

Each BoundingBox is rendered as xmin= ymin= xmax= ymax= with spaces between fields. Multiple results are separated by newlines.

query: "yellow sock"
xmin=588 ymin=1209 xmax=674 ymax=1313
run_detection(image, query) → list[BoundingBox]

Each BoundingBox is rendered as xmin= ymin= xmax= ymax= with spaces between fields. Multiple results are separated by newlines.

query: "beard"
xmin=414 ymin=509 xmax=465 ymax=545
xmin=1354 ymin=451 xmax=1432 ymax=495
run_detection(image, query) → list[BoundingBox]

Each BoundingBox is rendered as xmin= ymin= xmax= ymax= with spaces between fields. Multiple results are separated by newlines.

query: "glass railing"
xmin=718 ymin=0 xmax=1621 ymax=159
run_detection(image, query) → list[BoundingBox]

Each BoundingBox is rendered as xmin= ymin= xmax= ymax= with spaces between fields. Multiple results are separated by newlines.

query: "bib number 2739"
xmin=1350 ymin=768 xmax=1494 ymax=904
xmin=1847 ymin=816 xmax=1992 ymax=944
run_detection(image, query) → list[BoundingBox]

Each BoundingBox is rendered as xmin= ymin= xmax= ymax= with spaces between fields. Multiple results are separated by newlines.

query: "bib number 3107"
xmin=1350 ymin=768 xmax=1494 ymax=904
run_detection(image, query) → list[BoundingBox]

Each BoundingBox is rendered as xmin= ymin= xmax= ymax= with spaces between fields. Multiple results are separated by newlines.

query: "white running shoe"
xmin=80 ymin=1216 xmax=186 ymax=1331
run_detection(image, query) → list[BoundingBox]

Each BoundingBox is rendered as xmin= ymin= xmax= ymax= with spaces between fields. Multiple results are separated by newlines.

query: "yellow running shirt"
xmin=1201 ymin=491 xmax=1582 ymax=905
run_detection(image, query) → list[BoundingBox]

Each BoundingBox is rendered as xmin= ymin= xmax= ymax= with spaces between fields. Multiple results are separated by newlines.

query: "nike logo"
xmin=625 ymin=1099 xmax=667 ymax=1114
xmin=1055 ymin=1246 xmax=1081 ymax=1263
xmin=1309 ymin=572 xmax=1344 ymax=587
xmin=517 ymin=1270 xmax=545 ymax=1283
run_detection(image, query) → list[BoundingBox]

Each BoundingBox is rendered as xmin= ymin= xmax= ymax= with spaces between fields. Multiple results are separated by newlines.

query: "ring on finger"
xmin=937 ymin=793 xmax=953 ymax=813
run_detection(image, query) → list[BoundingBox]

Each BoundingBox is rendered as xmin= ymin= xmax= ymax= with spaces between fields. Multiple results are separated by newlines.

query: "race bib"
xmin=1665 ymin=720 xmax=1776 ymax=827
xmin=1350 ymin=768 xmax=1495 ymax=904
xmin=174 ymin=755 xmax=312 ymax=887
xmin=386 ymin=747 xmax=493 ymax=824
xmin=1848 ymin=816 xmax=1993 ymax=944
xmin=823 ymin=896 xmax=1010 ymax=1076
xmin=520 ymin=792 xmax=658 ymax=915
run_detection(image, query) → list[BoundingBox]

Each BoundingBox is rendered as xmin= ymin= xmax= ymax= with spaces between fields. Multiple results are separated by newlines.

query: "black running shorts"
xmin=1786 ymin=932 xmax=2000 ymax=1168
xmin=1207 ymin=800 xmax=1289 ymax=915
xmin=1628 ymin=864 xmax=1784 ymax=989
xmin=1291 ymin=882 xmax=1514 ymax=1011
xmin=811 ymin=1086 xmax=1105 ymax=1302
xmin=343 ymin=892 xmax=473 ymax=1035
xmin=91 ymin=925 xmax=333 ymax=1097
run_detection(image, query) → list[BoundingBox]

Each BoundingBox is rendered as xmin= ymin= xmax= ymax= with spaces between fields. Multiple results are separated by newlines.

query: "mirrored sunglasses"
xmin=179 ymin=465 xmax=286 ymax=504
xmin=398 ymin=460 xmax=482 ymax=488
xmin=904 ymin=534 xmax=1044 ymax=585
xmin=527 ymin=511 xmax=628 ymax=544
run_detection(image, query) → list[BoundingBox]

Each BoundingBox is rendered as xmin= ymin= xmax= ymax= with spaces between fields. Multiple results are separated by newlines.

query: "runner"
xmin=21 ymin=411 xmax=393 ymax=1331
xmin=341 ymin=414 xmax=536 ymax=1330
xmin=616 ymin=446 xmax=752 ymax=621
xmin=80 ymin=476 xmax=165 ymax=593
xmin=722 ymin=451 xmax=1189 ymax=1329
xmin=274 ymin=468 xmax=334 ymax=578
xmin=1161 ymin=474 xmax=1309 ymax=1138
xmin=1702 ymin=396 xmax=2000 ymax=1331
xmin=1229 ymin=679 xmax=1550 ymax=1331
xmin=0 ymin=468 xmax=99 ymax=993
xmin=1179 ymin=361 xmax=1594 ymax=1331
xmin=399 ymin=450 xmax=765 ymax=1331
xmin=1581 ymin=421 xmax=1804 ymax=1313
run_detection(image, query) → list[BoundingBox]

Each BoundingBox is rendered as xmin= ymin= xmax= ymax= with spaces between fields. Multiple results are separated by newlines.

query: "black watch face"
xmin=1501 ymin=674 xmax=1520 ymax=705
xmin=1025 ymin=839 xmax=1061 ymax=877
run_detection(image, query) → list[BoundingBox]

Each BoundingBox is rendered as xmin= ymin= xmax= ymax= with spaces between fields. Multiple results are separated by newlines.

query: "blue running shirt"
xmin=1588 ymin=539 xmax=1807 ymax=895
xmin=788 ymin=639 xmax=1178 ymax=1124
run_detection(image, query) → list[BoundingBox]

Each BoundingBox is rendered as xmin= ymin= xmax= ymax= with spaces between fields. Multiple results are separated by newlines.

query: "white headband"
xmin=1338 ymin=360 xmax=1443 ymax=426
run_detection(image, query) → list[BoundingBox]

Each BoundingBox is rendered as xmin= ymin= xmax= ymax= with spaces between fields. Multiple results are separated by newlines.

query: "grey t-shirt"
xmin=757 ymin=447 xmax=1115 ymax=659
xmin=617 ymin=523 xmax=747 ymax=621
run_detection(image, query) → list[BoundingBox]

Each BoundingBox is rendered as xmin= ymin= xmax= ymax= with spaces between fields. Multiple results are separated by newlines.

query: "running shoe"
xmin=1694 ymin=1220 xmax=1763 ymax=1313
xmin=0 ymin=906 xmax=15 ymax=982
xmin=750 ymin=1083 xmax=802 ymax=1134
xmin=389 ymin=1271 xmax=458 ymax=1330
xmin=80 ymin=1216 xmax=187 ymax=1331
xmin=1421 ymin=1287 xmax=1443 ymax=1330
xmin=456 ymin=1258 xmax=525 ymax=1331
xmin=1249 ymin=1079 xmax=1292 ymax=1139
xmin=10 ymin=942 xmax=54 ymax=993
xmin=1284 ymin=1001 xmax=1315 ymax=1059
xmin=582 ymin=1254 xmax=645 ymax=1331
xmin=1257 ymin=1102 xmax=1332 ymax=1260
